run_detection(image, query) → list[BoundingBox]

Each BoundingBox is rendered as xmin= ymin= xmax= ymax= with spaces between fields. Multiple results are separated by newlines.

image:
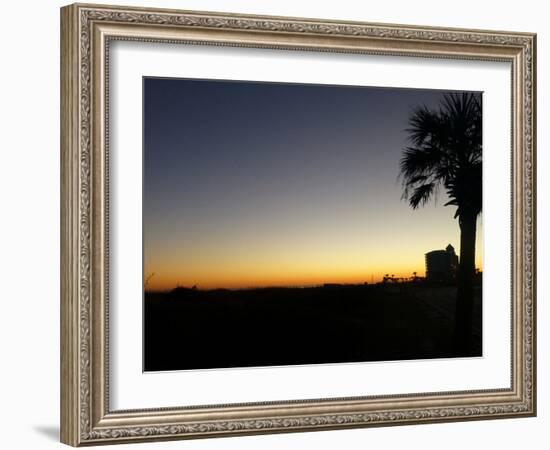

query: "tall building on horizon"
xmin=425 ymin=244 xmax=459 ymax=282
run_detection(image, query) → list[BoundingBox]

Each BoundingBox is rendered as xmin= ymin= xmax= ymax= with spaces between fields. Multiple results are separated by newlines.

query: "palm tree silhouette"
xmin=400 ymin=92 xmax=482 ymax=353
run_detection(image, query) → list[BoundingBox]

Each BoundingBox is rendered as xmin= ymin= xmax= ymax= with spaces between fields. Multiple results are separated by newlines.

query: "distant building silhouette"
xmin=425 ymin=244 xmax=459 ymax=282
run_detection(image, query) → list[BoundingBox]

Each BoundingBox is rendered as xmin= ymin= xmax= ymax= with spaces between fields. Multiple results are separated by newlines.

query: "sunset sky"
xmin=143 ymin=78 xmax=482 ymax=291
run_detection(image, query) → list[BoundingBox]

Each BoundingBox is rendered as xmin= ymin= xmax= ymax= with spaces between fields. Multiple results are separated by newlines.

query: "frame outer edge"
xmin=528 ymin=33 xmax=536 ymax=416
xmin=61 ymin=2 xmax=537 ymax=445
xmin=61 ymin=4 xmax=81 ymax=447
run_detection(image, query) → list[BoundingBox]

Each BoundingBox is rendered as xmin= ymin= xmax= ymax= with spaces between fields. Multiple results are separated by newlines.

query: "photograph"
xmin=143 ymin=78 xmax=483 ymax=372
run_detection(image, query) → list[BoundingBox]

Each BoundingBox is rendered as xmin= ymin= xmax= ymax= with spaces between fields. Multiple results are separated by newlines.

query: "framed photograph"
xmin=60 ymin=3 xmax=536 ymax=446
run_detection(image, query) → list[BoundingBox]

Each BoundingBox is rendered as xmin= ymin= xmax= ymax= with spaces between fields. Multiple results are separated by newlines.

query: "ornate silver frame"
xmin=60 ymin=3 xmax=536 ymax=446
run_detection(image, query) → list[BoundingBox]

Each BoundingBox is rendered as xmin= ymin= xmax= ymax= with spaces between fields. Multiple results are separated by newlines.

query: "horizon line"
xmin=144 ymin=273 xmax=483 ymax=294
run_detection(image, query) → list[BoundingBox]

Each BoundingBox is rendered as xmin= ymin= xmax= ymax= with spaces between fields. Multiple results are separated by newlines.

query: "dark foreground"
xmin=144 ymin=283 xmax=482 ymax=371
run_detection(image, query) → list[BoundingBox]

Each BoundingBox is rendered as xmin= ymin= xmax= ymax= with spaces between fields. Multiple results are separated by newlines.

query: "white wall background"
xmin=0 ymin=1 xmax=546 ymax=449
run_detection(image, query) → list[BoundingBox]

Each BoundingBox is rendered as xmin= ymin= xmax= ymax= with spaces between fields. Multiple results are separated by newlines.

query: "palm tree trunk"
xmin=454 ymin=211 xmax=477 ymax=354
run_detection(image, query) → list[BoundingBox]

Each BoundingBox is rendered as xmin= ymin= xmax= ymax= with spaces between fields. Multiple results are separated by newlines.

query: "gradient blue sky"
xmin=143 ymin=78 xmax=482 ymax=290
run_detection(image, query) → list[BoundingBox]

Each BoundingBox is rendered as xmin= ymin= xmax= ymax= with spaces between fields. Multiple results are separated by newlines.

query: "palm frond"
xmin=405 ymin=106 xmax=441 ymax=146
xmin=409 ymin=183 xmax=436 ymax=209
xmin=400 ymin=145 xmax=445 ymax=179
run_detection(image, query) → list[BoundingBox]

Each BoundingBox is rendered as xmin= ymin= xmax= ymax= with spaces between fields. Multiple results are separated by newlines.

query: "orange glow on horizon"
xmin=144 ymin=258 xmax=484 ymax=292
xmin=144 ymin=225 xmax=483 ymax=291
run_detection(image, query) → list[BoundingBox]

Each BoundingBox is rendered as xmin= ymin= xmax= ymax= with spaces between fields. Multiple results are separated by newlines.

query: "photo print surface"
xmin=143 ymin=77 xmax=483 ymax=372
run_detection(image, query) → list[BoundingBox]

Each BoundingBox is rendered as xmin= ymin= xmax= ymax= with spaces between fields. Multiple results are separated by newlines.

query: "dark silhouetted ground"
xmin=144 ymin=283 xmax=481 ymax=371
